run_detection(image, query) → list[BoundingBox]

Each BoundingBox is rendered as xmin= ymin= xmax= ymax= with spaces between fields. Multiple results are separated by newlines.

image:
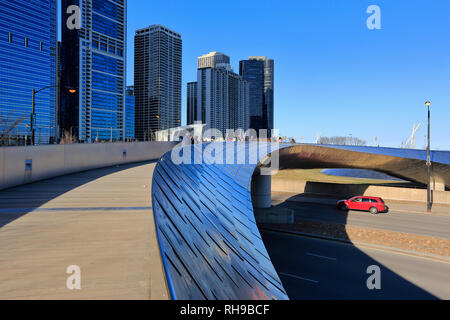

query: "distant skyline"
xmin=59 ymin=0 xmax=450 ymax=149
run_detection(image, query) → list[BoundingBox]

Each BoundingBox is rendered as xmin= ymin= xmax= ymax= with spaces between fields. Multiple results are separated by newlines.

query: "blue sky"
xmin=62 ymin=0 xmax=450 ymax=149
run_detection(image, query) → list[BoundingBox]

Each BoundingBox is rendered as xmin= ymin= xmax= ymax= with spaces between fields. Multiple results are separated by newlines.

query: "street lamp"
xmin=155 ymin=115 xmax=162 ymax=141
xmin=31 ymin=86 xmax=76 ymax=145
xmin=156 ymin=115 xmax=172 ymax=141
xmin=176 ymin=119 xmax=181 ymax=142
xmin=425 ymin=101 xmax=432 ymax=212
xmin=49 ymin=125 xmax=54 ymax=144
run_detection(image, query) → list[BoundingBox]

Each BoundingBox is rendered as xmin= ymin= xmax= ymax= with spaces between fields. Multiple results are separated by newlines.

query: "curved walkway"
xmin=0 ymin=162 xmax=168 ymax=300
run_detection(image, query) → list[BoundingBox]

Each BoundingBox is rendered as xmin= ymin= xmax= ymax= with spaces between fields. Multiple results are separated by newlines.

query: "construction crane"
xmin=402 ymin=123 xmax=422 ymax=149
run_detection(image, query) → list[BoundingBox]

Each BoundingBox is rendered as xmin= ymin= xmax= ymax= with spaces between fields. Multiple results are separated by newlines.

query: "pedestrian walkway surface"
xmin=0 ymin=162 xmax=169 ymax=300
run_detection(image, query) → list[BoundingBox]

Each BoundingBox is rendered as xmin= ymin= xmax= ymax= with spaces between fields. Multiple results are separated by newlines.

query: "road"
xmin=261 ymin=230 xmax=450 ymax=300
xmin=271 ymin=200 xmax=450 ymax=239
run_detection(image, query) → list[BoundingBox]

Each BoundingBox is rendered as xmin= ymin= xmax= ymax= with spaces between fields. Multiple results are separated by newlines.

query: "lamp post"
xmin=425 ymin=101 xmax=432 ymax=212
xmin=155 ymin=116 xmax=180 ymax=141
xmin=49 ymin=125 xmax=54 ymax=144
xmin=31 ymin=86 xmax=76 ymax=145
xmin=25 ymin=124 xmax=29 ymax=145
xmin=176 ymin=119 xmax=181 ymax=142
xmin=155 ymin=115 xmax=161 ymax=141
xmin=155 ymin=115 xmax=170 ymax=141
xmin=167 ymin=118 xmax=170 ymax=142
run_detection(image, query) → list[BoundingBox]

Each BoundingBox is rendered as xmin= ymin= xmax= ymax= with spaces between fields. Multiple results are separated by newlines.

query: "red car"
xmin=336 ymin=196 xmax=388 ymax=214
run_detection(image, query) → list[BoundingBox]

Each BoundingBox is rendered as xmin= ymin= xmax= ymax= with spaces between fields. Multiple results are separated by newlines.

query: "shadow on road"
xmin=256 ymin=183 xmax=440 ymax=300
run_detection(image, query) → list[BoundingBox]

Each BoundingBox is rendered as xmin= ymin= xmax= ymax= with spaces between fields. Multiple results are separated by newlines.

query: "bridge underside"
xmin=276 ymin=145 xmax=449 ymax=190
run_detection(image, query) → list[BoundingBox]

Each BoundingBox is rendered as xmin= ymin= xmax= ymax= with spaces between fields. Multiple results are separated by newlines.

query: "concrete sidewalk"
xmin=0 ymin=162 xmax=169 ymax=300
xmin=272 ymin=192 xmax=450 ymax=216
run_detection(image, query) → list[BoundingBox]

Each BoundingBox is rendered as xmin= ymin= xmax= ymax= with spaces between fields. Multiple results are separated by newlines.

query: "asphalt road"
xmin=261 ymin=230 xmax=450 ymax=300
xmin=274 ymin=201 xmax=450 ymax=239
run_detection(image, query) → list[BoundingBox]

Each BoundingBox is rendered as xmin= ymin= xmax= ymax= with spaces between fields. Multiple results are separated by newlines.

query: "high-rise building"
xmin=125 ymin=86 xmax=135 ymax=141
xmin=60 ymin=0 xmax=127 ymax=142
xmin=0 ymin=0 xmax=57 ymax=145
xmin=134 ymin=25 xmax=182 ymax=141
xmin=187 ymin=82 xmax=198 ymax=126
xmin=239 ymin=56 xmax=274 ymax=136
xmin=198 ymin=52 xmax=230 ymax=69
xmin=196 ymin=52 xmax=249 ymax=134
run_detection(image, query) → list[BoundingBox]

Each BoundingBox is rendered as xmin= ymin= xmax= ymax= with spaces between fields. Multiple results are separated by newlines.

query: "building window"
xmin=24 ymin=37 xmax=28 ymax=48
xmin=8 ymin=32 xmax=12 ymax=43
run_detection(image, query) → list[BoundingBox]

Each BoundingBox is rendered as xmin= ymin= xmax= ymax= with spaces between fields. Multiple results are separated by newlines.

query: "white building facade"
xmin=196 ymin=52 xmax=249 ymax=136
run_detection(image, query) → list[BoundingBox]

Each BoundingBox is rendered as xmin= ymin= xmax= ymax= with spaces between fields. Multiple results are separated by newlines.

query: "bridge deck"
xmin=0 ymin=162 xmax=168 ymax=300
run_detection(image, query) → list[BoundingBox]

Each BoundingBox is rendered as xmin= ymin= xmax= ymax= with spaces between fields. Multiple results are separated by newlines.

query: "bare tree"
xmin=318 ymin=135 xmax=367 ymax=146
xmin=59 ymin=129 xmax=77 ymax=144
xmin=0 ymin=114 xmax=25 ymax=146
xmin=148 ymin=129 xmax=156 ymax=141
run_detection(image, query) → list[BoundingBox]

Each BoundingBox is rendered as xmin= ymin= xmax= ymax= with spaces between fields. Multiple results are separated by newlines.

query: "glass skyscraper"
xmin=125 ymin=85 xmax=135 ymax=141
xmin=0 ymin=0 xmax=57 ymax=145
xmin=239 ymin=56 xmax=274 ymax=136
xmin=134 ymin=25 xmax=182 ymax=141
xmin=61 ymin=0 xmax=127 ymax=142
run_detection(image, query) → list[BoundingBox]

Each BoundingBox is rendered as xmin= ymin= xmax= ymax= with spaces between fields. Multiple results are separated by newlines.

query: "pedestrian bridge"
xmin=0 ymin=142 xmax=448 ymax=299
xmin=152 ymin=142 xmax=450 ymax=299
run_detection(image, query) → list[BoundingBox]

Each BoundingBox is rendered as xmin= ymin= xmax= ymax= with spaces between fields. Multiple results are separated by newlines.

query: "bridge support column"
xmin=251 ymin=174 xmax=272 ymax=209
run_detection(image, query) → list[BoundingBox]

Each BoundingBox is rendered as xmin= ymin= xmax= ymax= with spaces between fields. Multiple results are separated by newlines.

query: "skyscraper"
xmin=0 ymin=0 xmax=57 ymax=145
xmin=134 ymin=25 xmax=182 ymax=141
xmin=187 ymin=82 xmax=198 ymax=126
xmin=197 ymin=52 xmax=230 ymax=69
xmin=125 ymin=86 xmax=135 ymax=141
xmin=60 ymin=0 xmax=127 ymax=142
xmin=239 ymin=56 xmax=274 ymax=136
xmin=197 ymin=52 xmax=249 ymax=134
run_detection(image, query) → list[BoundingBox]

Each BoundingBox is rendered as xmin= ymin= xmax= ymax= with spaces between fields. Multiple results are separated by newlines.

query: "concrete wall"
xmin=272 ymin=178 xmax=450 ymax=205
xmin=0 ymin=142 xmax=176 ymax=191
